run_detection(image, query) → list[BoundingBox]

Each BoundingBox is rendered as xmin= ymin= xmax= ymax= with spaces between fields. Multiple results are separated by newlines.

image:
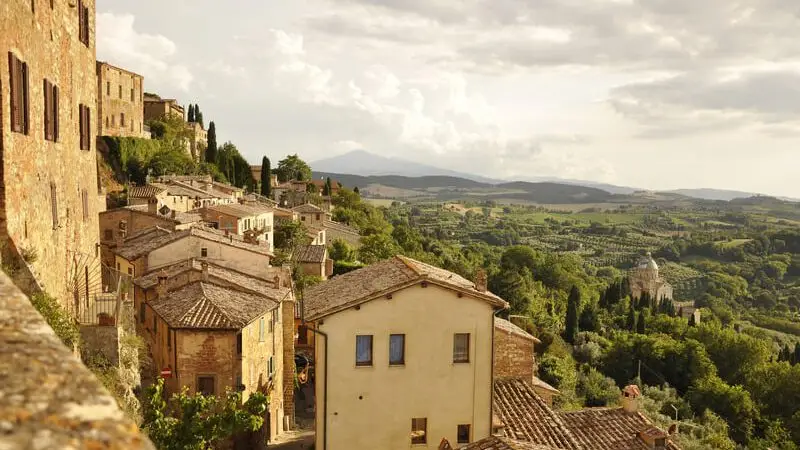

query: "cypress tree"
xmin=323 ymin=177 xmax=332 ymax=196
xmin=353 ymin=186 xmax=360 ymax=195
xmin=260 ymin=156 xmax=271 ymax=197
xmin=626 ymin=301 xmax=637 ymax=331
xmin=195 ymin=105 xmax=204 ymax=128
xmin=188 ymin=104 xmax=195 ymax=122
xmin=793 ymin=343 xmax=800 ymax=365
xmin=564 ymin=286 xmax=580 ymax=344
xmin=206 ymin=121 xmax=217 ymax=164
xmin=636 ymin=311 xmax=646 ymax=334
xmin=688 ymin=310 xmax=696 ymax=327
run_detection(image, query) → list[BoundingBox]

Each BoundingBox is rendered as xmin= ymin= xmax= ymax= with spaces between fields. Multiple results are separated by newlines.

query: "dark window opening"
xmin=197 ymin=376 xmax=215 ymax=396
xmin=43 ymin=79 xmax=59 ymax=141
xmin=356 ymin=335 xmax=373 ymax=366
xmin=8 ymin=52 xmax=30 ymax=135
xmin=411 ymin=418 xmax=427 ymax=445
xmin=453 ymin=333 xmax=470 ymax=363
xmin=457 ymin=424 xmax=471 ymax=444
xmin=389 ymin=334 xmax=405 ymax=365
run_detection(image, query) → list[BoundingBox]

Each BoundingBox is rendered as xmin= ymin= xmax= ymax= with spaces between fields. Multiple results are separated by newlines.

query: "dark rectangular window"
xmin=131 ymin=87 xmax=135 ymax=102
xmin=355 ymin=335 xmax=373 ymax=366
xmin=8 ymin=52 xmax=30 ymax=134
xmin=106 ymin=81 xmax=110 ymax=96
xmin=81 ymin=189 xmax=88 ymax=221
xmin=79 ymin=104 xmax=91 ymax=150
xmin=197 ymin=376 xmax=215 ymax=396
xmin=78 ymin=0 xmax=89 ymax=47
xmin=49 ymin=182 xmax=58 ymax=228
xmin=104 ymin=229 xmax=113 ymax=241
xmin=118 ymin=85 xmax=122 ymax=99
xmin=120 ymin=112 xmax=125 ymax=127
xmin=201 ymin=247 xmax=208 ymax=257
xmin=43 ymin=79 xmax=58 ymax=141
xmin=298 ymin=325 xmax=308 ymax=345
xmin=236 ymin=333 xmax=242 ymax=354
xmin=152 ymin=315 xmax=157 ymax=334
xmin=389 ymin=334 xmax=405 ymax=365
xmin=139 ymin=302 xmax=145 ymax=323
xmin=411 ymin=418 xmax=427 ymax=445
xmin=457 ymin=424 xmax=471 ymax=444
xmin=453 ymin=333 xmax=470 ymax=363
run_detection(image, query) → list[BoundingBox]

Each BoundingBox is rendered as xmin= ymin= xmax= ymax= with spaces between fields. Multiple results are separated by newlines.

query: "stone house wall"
xmin=147 ymin=235 xmax=271 ymax=274
xmin=0 ymin=0 xmax=101 ymax=308
xmin=281 ymin=298 xmax=296 ymax=430
xmin=242 ymin=307 xmax=285 ymax=439
xmin=99 ymin=208 xmax=176 ymax=267
xmin=493 ymin=326 xmax=536 ymax=383
xmin=96 ymin=62 xmax=144 ymax=137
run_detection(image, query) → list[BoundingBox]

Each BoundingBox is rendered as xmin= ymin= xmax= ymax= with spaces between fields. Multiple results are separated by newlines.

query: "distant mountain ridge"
xmin=310 ymin=150 xmax=796 ymax=202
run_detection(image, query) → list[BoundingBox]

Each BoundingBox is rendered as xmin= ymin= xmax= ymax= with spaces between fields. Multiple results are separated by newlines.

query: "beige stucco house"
xmin=302 ymin=256 xmax=508 ymax=449
xmin=202 ymin=203 xmax=275 ymax=252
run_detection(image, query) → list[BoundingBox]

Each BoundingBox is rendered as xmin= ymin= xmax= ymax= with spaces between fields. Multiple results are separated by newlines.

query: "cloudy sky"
xmin=97 ymin=0 xmax=800 ymax=197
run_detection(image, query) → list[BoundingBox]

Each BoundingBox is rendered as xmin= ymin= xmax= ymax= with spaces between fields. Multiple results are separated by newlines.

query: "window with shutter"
xmin=52 ymin=84 xmax=58 ymax=141
xmin=81 ymin=189 xmax=88 ymax=221
xmin=44 ymin=80 xmax=51 ymax=140
xmin=78 ymin=105 xmax=91 ymax=150
xmin=118 ymin=85 xmax=122 ymax=99
xmin=50 ymin=182 xmax=58 ymax=229
xmin=8 ymin=53 xmax=29 ymax=135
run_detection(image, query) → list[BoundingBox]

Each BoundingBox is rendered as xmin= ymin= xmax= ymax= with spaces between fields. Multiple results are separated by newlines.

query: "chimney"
xmin=148 ymin=197 xmax=158 ymax=215
xmin=156 ymin=271 xmax=168 ymax=298
xmin=201 ymin=261 xmax=209 ymax=282
xmin=474 ymin=268 xmax=487 ymax=293
xmin=622 ymin=385 xmax=641 ymax=414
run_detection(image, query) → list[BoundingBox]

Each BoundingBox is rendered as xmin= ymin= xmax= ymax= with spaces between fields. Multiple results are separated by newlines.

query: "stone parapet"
xmin=0 ymin=271 xmax=153 ymax=449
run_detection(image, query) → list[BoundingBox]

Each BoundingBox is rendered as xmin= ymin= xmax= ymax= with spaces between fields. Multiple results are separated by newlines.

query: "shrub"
xmin=29 ymin=292 xmax=79 ymax=349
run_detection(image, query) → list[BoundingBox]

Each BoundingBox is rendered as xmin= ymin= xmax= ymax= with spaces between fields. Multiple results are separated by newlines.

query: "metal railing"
xmin=67 ymin=251 xmax=133 ymax=327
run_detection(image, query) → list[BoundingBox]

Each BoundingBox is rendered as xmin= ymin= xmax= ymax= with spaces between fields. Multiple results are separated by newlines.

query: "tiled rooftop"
xmin=205 ymin=203 xmax=273 ymax=218
xmin=148 ymin=281 xmax=278 ymax=329
xmin=116 ymin=225 xmax=273 ymax=261
xmin=133 ymin=258 xmax=291 ymax=301
xmin=292 ymin=244 xmax=327 ymax=263
xmin=292 ymin=203 xmax=324 ymax=214
xmin=460 ymin=436 xmax=563 ymax=450
xmin=302 ymin=255 xmax=507 ymax=320
xmin=531 ymin=377 xmax=560 ymax=395
xmin=322 ymin=219 xmax=360 ymax=236
xmin=128 ymin=185 xmax=165 ymax=198
xmin=493 ymin=378 xmax=581 ymax=449
xmin=559 ymin=408 xmax=680 ymax=450
xmin=495 ymin=317 xmax=541 ymax=343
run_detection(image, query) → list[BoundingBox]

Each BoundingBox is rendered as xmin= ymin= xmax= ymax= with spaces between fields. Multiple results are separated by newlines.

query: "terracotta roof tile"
xmin=116 ymin=225 xmax=273 ymax=261
xmin=302 ymin=255 xmax=507 ymax=320
xmin=292 ymin=203 xmax=324 ymax=213
xmin=493 ymin=378 xmax=581 ymax=449
xmin=559 ymin=408 xmax=680 ymax=450
xmin=292 ymin=245 xmax=327 ymax=264
xmin=148 ymin=281 xmax=278 ymax=329
xmin=128 ymin=185 xmax=165 ymax=198
xmin=495 ymin=318 xmax=541 ymax=343
xmin=206 ymin=203 xmax=273 ymax=218
xmin=322 ymin=219 xmax=360 ymax=236
xmin=530 ymin=377 xmax=560 ymax=395
xmin=461 ymin=436 xmax=563 ymax=450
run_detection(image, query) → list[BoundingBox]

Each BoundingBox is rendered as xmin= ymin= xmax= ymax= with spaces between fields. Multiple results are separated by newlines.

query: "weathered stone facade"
xmin=99 ymin=207 xmax=178 ymax=268
xmin=143 ymin=96 xmax=184 ymax=122
xmin=629 ymin=252 xmax=673 ymax=301
xmin=493 ymin=318 xmax=538 ymax=383
xmin=1 ymin=0 xmax=102 ymax=309
xmin=96 ymin=61 xmax=144 ymax=138
xmin=281 ymin=294 xmax=296 ymax=430
xmin=187 ymin=121 xmax=206 ymax=160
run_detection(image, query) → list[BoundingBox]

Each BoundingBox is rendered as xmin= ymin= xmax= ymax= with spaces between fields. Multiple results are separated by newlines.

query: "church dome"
xmin=638 ymin=252 xmax=659 ymax=271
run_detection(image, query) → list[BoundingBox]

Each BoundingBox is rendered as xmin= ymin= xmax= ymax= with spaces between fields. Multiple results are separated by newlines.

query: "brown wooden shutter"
xmin=53 ymin=84 xmax=59 ymax=141
xmin=85 ymin=106 xmax=91 ymax=150
xmin=22 ymin=61 xmax=29 ymax=135
xmin=78 ymin=105 xmax=84 ymax=150
xmin=82 ymin=189 xmax=88 ymax=221
xmin=8 ymin=53 xmax=18 ymax=132
xmin=44 ymin=80 xmax=51 ymax=140
xmin=78 ymin=0 xmax=84 ymax=43
xmin=83 ymin=6 xmax=90 ymax=46
xmin=50 ymin=182 xmax=58 ymax=228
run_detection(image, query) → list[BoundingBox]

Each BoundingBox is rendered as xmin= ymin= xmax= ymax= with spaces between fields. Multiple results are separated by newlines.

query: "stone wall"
xmin=99 ymin=208 xmax=177 ymax=267
xmin=0 ymin=271 xmax=153 ymax=448
xmin=242 ymin=307 xmax=285 ymax=440
xmin=96 ymin=62 xmax=144 ymax=138
xmin=1 ymin=0 xmax=102 ymax=308
xmin=281 ymin=297 xmax=296 ymax=430
xmin=494 ymin=326 xmax=536 ymax=383
xmin=80 ymin=324 xmax=121 ymax=366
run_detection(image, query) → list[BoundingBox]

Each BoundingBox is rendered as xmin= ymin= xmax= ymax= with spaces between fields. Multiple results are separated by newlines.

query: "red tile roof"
xmin=559 ymin=408 xmax=681 ymax=450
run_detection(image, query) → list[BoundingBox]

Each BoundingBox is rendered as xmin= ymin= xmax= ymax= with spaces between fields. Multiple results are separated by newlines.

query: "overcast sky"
xmin=97 ymin=0 xmax=800 ymax=197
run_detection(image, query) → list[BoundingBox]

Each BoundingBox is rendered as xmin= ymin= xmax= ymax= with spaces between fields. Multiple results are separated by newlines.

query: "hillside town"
xmin=4 ymin=2 xmax=800 ymax=450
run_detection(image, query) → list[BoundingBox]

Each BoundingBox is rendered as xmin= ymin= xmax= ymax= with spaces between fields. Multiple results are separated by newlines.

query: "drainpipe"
xmin=298 ymin=281 xmax=329 ymax=450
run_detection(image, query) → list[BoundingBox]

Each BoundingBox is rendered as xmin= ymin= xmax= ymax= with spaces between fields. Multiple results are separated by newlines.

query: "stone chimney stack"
xmin=475 ymin=268 xmax=488 ymax=293
xmin=622 ymin=385 xmax=641 ymax=414
xmin=156 ymin=271 xmax=168 ymax=298
xmin=201 ymin=261 xmax=209 ymax=282
xmin=148 ymin=197 xmax=158 ymax=215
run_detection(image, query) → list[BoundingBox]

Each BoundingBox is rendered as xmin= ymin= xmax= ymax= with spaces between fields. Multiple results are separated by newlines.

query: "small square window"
xmin=104 ymin=229 xmax=113 ymax=241
xmin=356 ymin=335 xmax=373 ymax=366
xmin=453 ymin=333 xmax=470 ymax=363
xmin=411 ymin=418 xmax=427 ymax=445
xmin=389 ymin=334 xmax=405 ymax=365
xmin=457 ymin=424 xmax=471 ymax=444
xmin=197 ymin=375 xmax=215 ymax=396
xmin=201 ymin=248 xmax=208 ymax=257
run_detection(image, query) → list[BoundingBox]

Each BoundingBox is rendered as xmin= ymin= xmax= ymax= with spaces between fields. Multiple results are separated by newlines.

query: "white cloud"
xmin=97 ymin=13 xmax=193 ymax=93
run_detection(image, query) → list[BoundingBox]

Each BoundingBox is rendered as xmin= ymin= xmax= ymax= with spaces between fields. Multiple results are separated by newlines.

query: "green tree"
xmin=274 ymin=221 xmax=310 ymax=253
xmin=359 ymin=233 xmax=400 ymax=264
xmin=206 ymin=121 xmax=217 ymax=164
xmin=636 ymin=310 xmax=646 ymax=334
xmin=687 ymin=376 xmax=759 ymax=443
xmin=275 ymin=154 xmax=312 ymax=182
xmin=353 ymin=186 xmax=360 ymax=195
xmin=626 ymin=301 xmax=637 ymax=331
xmin=187 ymin=104 xmax=195 ymax=122
xmin=260 ymin=156 xmax=271 ymax=197
xmin=564 ymin=285 xmax=580 ymax=344
xmin=322 ymin=177 xmax=332 ymax=196
xmin=142 ymin=378 xmax=268 ymax=450
xmin=194 ymin=104 xmax=204 ymax=128
xmin=579 ymin=305 xmax=599 ymax=333
xmin=329 ymin=239 xmax=354 ymax=262
xmin=578 ymin=367 xmax=621 ymax=407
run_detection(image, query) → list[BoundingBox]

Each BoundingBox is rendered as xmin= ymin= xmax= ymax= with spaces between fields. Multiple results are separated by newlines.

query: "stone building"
xmin=292 ymin=244 xmax=332 ymax=280
xmin=303 ymin=256 xmax=509 ymax=449
xmin=629 ymin=252 xmax=673 ymax=301
xmin=186 ymin=121 xmax=206 ymax=161
xmin=143 ymin=94 xmax=184 ymax=121
xmin=96 ymin=61 xmax=145 ymax=138
xmin=493 ymin=318 xmax=540 ymax=383
xmin=133 ymin=260 xmax=294 ymax=439
xmin=202 ymin=203 xmax=275 ymax=251
xmin=1 ymin=0 xmax=102 ymax=309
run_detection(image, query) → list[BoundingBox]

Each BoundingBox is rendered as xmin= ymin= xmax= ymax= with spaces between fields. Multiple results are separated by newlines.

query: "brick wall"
xmin=96 ymin=62 xmax=144 ymax=137
xmin=242 ymin=308 xmax=285 ymax=439
xmin=1 ymin=0 xmax=101 ymax=308
xmin=494 ymin=328 xmax=536 ymax=383
xmin=282 ymin=297 xmax=296 ymax=429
